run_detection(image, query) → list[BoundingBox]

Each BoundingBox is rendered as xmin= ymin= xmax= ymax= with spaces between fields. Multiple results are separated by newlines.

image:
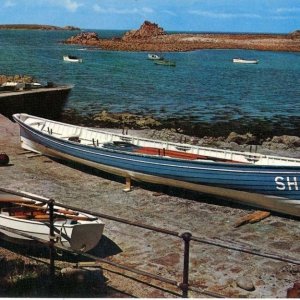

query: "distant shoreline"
xmin=1 ymin=23 xmax=299 ymax=52
xmin=0 ymin=24 xmax=80 ymax=31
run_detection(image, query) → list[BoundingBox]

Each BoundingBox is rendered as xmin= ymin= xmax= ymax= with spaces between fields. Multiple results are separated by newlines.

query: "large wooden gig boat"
xmin=13 ymin=113 xmax=300 ymax=217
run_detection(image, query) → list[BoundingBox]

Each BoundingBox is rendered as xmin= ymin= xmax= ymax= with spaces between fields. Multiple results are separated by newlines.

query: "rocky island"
xmin=64 ymin=20 xmax=300 ymax=52
xmin=0 ymin=24 xmax=80 ymax=30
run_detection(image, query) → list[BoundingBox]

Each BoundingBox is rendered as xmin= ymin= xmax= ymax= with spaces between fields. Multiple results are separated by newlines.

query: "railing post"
xmin=179 ymin=231 xmax=192 ymax=298
xmin=48 ymin=199 xmax=55 ymax=290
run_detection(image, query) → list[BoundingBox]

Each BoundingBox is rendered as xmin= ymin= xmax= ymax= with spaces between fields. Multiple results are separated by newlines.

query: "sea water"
xmin=0 ymin=29 xmax=299 ymax=135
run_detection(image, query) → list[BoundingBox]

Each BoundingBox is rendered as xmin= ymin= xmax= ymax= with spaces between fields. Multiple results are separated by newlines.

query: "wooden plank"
xmin=17 ymin=150 xmax=32 ymax=155
xmin=234 ymin=211 xmax=271 ymax=227
xmin=26 ymin=153 xmax=44 ymax=158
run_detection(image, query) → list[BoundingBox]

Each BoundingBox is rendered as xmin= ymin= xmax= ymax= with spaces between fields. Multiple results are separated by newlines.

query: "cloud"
xmin=276 ymin=7 xmax=300 ymax=13
xmin=270 ymin=16 xmax=294 ymax=20
xmin=188 ymin=10 xmax=261 ymax=19
xmin=267 ymin=6 xmax=300 ymax=19
xmin=63 ymin=0 xmax=83 ymax=12
xmin=3 ymin=0 xmax=16 ymax=7
xmin=163 ymin=10 xmax=177 ymax=16
xmin=142 ymin=7 xmax=154 ymax=13
xmin=93 ymin=4 xmax=154 ymax=15
xmin=45 ymin=0 xmax=83 ymax=12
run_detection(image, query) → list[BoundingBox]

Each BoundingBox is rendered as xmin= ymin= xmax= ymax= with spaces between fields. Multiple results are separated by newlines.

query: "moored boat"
xmin=233 ymin=58 xmax=259 ymax=64
xmin=63 ymin=55 xmax=83 ymax=63
xmin=25 ymin=82 xmax=42 ymax=89
xmin=148 ymin=53 xmax=163 ymax=60
xmin=154 ymin=59 xmax=176 ymax=67
xmin=12 ymin=113 xmax=300 ymax=217
xmin=0 ymin=187 xmax=104 ymax=252
xmin=1 ymin=82 xmax=25 ymax=91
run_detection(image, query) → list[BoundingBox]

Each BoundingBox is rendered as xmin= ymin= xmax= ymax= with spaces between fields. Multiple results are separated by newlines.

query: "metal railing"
xmin=0 ymin=188 xmax=299 ymax=298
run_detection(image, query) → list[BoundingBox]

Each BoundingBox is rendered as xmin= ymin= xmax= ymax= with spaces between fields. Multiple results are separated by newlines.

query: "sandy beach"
xmin=1 ymin=113 xmax=299 ymax=297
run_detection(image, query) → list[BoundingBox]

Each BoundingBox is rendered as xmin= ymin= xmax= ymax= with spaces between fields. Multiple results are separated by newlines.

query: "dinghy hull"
xmin=0 ymin=188 xmax=104 ymax=251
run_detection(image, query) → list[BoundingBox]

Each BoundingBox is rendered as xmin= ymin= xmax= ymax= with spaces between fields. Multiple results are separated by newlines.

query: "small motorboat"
xmin=29 ymin=82 xmax=42 ymax=88
xmin=154 ymin=60 xmax=176 ymax=67
xmin=147 ymin=53 xmax=163 ymax=60
xmin=25 ymin=82 xmax=43 ymax=89
xmin=63 ymin=55 xmax=83 ymax=63
xmin=233 ymin=58 xmax=259 ymax=64
xmin=0 ymin=188 xmax=104 ymax=252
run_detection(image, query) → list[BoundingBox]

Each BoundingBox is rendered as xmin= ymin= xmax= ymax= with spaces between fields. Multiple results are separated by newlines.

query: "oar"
xmin=6 ymin=211 xmax=97 ymax=222
xmin=0 ymin=197 xmax=36 ymax=204
xmin=7 ymin=212 xmax=66 ymax=221
xmin=33 ymin=214 xmax=66 ymax=221
xmin=17 ymin=203 xmax=79 ymax=216
xmin=34 ymin=213 xmax=98 ymax=222
xmin=62 ymin=214 xmax=98 ymax=221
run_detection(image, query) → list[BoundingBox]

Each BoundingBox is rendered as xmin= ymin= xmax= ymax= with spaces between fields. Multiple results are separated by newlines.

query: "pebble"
xmin=0 ymin=153 xmax=9 ymax=165
xmin=236 ymin=276 xmax=255 ymax=291
xmin=61 ymin=267 xmax=104 ymax=284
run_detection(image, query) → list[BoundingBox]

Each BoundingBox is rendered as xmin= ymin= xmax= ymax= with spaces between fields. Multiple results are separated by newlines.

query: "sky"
xmin=1 ymin=0 xmax=300 ymax=33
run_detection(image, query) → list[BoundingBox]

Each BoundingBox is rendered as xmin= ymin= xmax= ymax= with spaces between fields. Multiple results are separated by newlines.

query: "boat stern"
xmin=70 ymin=222 xmax=104 ymax=252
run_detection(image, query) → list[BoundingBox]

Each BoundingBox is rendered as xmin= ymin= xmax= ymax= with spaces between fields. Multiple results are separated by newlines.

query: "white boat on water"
xmin=63 ymin=55 xmax=83 ymax=63
xmin=1 ymin=82 xmax=25 ymax=91
xmin=0 ymin=188 xmax=104 ymax=252
xmin=148 ymin=53 xmax=163 ymax=60
xmin=25 ymin=82 xmax=43 ymax=89
xmin=29 ymin=82 xmax=42 ymax=88
xmin=233 ymin=58 xmax=259 ymax=64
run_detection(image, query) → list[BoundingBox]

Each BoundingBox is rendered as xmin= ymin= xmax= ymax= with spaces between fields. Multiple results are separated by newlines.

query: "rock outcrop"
xmin=63 ymin=26 xmax=80 ymax=31
xmin=0 ymin=74 xmax=35 ymax=85
xmin=65 ymin=21 xmax=165 ymax=46
xmin=289 ymin=30 xmax=300 ymax=39
xmin=122 ymin=21 xmax=165 ymax=41
xmin=262 ymin=135 xmax=300 ymax=150
xmin=65 ymin=32 xmax=100 ymax=45
xmin=92 ymin=110 xmax=161 ymax=129
xmin=225 ymin=132 xmax=257 ymax=145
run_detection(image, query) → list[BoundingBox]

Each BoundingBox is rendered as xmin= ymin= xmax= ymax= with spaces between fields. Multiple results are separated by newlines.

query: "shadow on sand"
xmin=0 ymin=233 xmax=122 ymax=263
xmin=0 ymin=234 xmax=128 ymax=297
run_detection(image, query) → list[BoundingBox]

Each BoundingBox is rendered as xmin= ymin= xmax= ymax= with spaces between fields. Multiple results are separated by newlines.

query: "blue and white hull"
xmin=13 ymin=114 xmax=300 ymax=217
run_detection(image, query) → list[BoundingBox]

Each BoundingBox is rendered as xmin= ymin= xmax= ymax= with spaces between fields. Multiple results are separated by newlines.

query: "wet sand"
xmin=0 ymin=114 xmax=299 ymax=297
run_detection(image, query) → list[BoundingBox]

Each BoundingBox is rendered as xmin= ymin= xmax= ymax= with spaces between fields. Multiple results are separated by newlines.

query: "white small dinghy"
xmin=63 ymin=55 xmax=83 ymax=63
xmin=0 ymin=188 xmax=104 ymax=252
xmin=233 ymin=58 xmax=259 ymax=64
xmin=147 ymin=53 xmax=163 ymax=60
